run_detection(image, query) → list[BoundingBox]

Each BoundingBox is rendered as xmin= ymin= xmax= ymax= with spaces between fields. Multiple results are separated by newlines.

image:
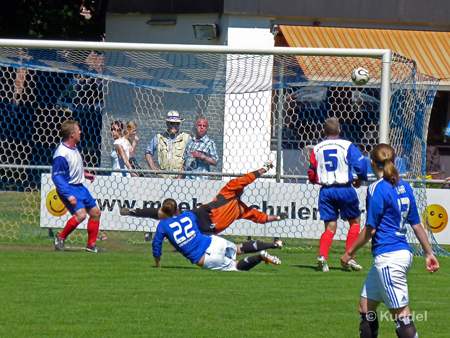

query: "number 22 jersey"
xmin=152 ymin=211 xmax=211 ymax=264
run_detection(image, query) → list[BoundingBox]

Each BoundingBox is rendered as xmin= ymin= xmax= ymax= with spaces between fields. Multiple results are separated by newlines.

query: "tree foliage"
xmin=0 ymin=0 xmax=104 ymax=41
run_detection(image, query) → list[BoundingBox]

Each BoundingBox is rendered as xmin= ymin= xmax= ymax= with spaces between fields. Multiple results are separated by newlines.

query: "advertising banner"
xmin=40 ymin=174 xmax=365 ymax=240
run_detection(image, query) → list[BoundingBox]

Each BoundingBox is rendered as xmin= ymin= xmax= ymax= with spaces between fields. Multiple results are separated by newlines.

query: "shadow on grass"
xmin=159 ymin=266 xmax=200 ymax=270
xmin=294 ymin=264 xmax=358 ymax=272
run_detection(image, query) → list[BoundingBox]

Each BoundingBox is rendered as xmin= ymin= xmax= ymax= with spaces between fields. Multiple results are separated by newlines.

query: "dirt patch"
xmin=0 ymin=245 xmax=54 ymax=251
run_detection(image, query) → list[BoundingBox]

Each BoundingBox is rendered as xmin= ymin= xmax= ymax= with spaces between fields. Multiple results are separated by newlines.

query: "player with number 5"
xmin=308 ymin=117 xmax=368 ymax=272
xmin=341 ymin=143 xmax=439 ymax=338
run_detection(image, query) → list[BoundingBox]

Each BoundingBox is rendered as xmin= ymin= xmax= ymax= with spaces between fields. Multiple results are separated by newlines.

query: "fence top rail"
xmin=0 ymin=38 xmax=390 ymax=58
xmin=1 ymin=164 xmax=445 ymax=184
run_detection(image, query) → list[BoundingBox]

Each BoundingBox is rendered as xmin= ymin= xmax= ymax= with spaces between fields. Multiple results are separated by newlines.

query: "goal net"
xmin=0 ymin=40 xmax=446 ymax=255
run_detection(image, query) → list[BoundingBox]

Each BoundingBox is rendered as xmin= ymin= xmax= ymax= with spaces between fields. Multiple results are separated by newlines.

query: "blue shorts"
xmin=57 ymin=184 xmax=97 ymax=215
xmin=318 ymin=184 xmax=360 ymax=221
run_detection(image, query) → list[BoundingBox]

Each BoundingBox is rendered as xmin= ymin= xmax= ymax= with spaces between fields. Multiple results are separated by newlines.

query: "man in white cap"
xmin=145 ymin=110 xmax=190 ymax=178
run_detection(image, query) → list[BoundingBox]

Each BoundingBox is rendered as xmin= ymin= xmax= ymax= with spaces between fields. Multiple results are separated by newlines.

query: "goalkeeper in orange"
xmin=121 ymin=161 xmax=286 ymax=252
xmin=192 ymin=162 xmax=286 ymax=235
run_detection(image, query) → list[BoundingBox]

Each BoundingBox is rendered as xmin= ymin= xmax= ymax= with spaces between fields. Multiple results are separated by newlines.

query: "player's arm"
xmin=51 ymin=156 xmax=72 ymax=199
xmin=307 ymin=150 xmax=319 ymax=184
xmin=341 ymin=225 xmax=376 ymax=268
xmin=222 ymin=171 xmax=259 ymax=194
xmin=152 ymin=226 xmax=165 ymax=268
xmin=154 ymin=256 xmax=161 ymax=269
xmin=347 ymin=144 xmax=368 ymax=181
xmin=218 ymin=163 xmax=272 ymax=198
xmin=84 ymin=171 xmax=95 ymax=183
xmin=411 ymin=223 xmax=439 ymax=273
xmin=240 ymin=205 xmax=269 ymax=223
xmin=120 ymin=207 xmax=162 ymax=219
xmin=406 ymin=185 xmax=439 ymax=273
xmin=241 ymin=205 xmax=288 ymax=223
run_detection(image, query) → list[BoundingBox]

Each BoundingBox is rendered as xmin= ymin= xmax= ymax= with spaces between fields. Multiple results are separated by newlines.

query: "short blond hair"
xmin=60 ymin=120 xmax=79 ymax=141
xmin=323 ymin=117 xmax=340 ymax=137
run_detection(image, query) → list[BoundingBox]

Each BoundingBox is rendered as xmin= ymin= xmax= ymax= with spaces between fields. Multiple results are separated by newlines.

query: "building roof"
xmin=107 ymin=0 xmax=450 ymax=28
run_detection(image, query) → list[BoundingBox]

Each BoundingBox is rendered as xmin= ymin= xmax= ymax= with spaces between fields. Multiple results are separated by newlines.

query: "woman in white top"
xmin=110 ymin=121 xmax=137 ymax=177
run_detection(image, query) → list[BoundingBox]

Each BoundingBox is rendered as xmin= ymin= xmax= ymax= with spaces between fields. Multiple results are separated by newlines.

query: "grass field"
xmin=0 ymin=243 xmax=448 ymax=338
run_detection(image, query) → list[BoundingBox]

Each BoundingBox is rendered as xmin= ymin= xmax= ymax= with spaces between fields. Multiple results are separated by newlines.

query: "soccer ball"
xmin=351 ymin=67 xmax=370 ymax=86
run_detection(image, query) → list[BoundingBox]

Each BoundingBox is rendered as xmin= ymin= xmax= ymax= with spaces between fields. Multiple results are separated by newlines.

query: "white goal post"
xmin=0 ymin=38 xmax=445 ymax=255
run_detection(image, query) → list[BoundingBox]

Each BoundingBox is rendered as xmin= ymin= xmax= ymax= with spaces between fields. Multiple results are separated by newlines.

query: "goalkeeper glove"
xmin=263 ymin=161 xmax=274 ymax=171
xmin=277 ymin=212 xmax=288 ymax=220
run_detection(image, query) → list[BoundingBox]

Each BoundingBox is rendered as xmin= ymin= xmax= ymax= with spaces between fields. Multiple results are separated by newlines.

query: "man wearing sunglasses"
xmin=145 ymin=111 xmax=190 ymax=179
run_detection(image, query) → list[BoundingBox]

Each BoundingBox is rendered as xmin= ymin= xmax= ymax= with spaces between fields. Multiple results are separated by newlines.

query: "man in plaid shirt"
xmin=184 ymin=118 xmax=219 ymax=179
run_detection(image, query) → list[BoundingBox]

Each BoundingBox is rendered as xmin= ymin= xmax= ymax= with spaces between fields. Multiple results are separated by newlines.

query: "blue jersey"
xmin=152 ymin=211 xmax=212 ymax=264
xmin=366 ymin=178 xmax=421 ymax=256
xmin=52 ymin=143 xmax=85 ymax=200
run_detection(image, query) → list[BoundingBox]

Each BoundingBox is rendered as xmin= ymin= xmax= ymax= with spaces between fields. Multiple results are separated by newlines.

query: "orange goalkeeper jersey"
xmin=200 ymin=170 xmax=268 ymax=234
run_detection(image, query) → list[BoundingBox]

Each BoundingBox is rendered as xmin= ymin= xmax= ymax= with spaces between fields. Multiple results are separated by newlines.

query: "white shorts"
xmin=361 ymin=250 xmax=413 ymax=309
xmin=202 ymin=236 xmax=238 ymax=271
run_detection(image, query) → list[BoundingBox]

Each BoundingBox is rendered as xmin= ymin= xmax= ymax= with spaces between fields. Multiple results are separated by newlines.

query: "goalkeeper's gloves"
xmin=277 ymin=212 xmax=288 ymax=220
xmin=263 ymin=161 xmax=274 ymax=171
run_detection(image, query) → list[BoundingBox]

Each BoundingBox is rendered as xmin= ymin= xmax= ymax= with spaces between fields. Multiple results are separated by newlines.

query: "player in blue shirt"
xmin=341 ymin=144 xmax=439 ymax=338
xmin=52 ymin=120 xmax=103 ymax=253
xmin=152 ymin=199 xmax=281 ymax=271
xmin=308 ymin=117 xmax=368 ymax=271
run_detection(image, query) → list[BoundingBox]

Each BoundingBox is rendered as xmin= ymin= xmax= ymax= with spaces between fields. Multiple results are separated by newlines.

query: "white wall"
xmin=223 ymin=16 xmax=279 ymax=176
xmin=106 ymin=13 xmax=227 ymax=45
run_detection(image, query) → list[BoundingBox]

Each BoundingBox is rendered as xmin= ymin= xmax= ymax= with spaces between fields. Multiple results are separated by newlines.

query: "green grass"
xmin=0 ymin=245 xmax=448 ymax=338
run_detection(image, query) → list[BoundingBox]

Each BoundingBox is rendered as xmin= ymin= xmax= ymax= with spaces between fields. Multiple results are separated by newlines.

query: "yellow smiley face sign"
xmin=422 ymin=204 xmax=448 ymax=233
xmin=46 ymin=189 xmax=68 ymax=217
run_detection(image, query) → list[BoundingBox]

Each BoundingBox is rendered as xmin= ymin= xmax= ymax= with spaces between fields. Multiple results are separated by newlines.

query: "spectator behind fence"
xmin=426 ymin=145 xmax=443 ymax=176
xmin=184 ymin=118 xmax=219 ymax=180
xmin=110 ymin=120 xmax=137 ymax=178
xmin=145 ymin=111 xmax=190 ymax=179
xmin=124 ymin=121 xmax=143 ymax=175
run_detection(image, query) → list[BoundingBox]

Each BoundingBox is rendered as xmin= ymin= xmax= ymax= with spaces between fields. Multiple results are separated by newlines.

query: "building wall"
xmin=106 ymin=13 xmax=227 ymax=44
xmin=105 ymin=9 xmax=450 ymax=179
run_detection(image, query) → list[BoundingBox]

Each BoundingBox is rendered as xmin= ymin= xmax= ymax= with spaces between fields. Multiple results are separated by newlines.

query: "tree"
xmin=0 ymin=0 xmax=107 ymax=41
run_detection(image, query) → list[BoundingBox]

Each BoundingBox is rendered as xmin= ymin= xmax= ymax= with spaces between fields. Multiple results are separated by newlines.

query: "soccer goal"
xmin=0 ymin=39 xmax=446 ymax=255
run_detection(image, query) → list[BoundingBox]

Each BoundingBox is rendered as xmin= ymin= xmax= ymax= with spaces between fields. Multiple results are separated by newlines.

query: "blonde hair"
xmin=123 ymin=121 xmax=137 ymax=142
xmin=323 ymin=117 xmax=340 ymax=137
xmin=370 ymin=143 xmax=400 ymax=186
xmin=60 ymin=120 xmax=79 ymax=141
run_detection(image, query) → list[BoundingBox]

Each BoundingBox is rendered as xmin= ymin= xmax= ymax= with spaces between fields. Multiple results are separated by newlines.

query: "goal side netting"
xmin=0 ymin=40 xmax=446 ymax=256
